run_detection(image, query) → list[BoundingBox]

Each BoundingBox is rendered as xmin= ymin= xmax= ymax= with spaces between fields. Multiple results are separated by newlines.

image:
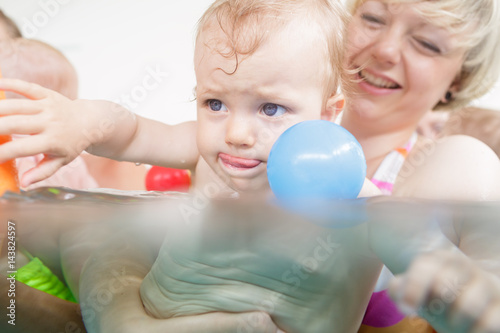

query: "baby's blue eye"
xmin=208 ymin=99 xmax=227 ymax=111
xmin=262 ymin=103 xmax=286 ymax=117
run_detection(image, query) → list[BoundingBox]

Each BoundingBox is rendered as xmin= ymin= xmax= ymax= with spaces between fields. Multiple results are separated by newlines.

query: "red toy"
xmin=0 ymin=72 xmax=19 ymax=196
xmin=145 ymin=166 xmax=191 ymax=192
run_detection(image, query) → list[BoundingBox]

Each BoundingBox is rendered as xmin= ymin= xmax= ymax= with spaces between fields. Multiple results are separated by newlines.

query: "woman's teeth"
xmin=360 ymin=70 xmax=399 ymax=89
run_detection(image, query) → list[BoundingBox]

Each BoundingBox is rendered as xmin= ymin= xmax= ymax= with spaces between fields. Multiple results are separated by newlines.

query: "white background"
xmin=0 ymin=0 xmax=498 ymax=126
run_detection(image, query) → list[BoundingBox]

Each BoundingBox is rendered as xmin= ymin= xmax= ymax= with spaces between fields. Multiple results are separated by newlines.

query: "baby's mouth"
xmin=359 ymin=70 xmax=401 ymax=89
xmin=219 ymin=153 xmax=262 ymax=169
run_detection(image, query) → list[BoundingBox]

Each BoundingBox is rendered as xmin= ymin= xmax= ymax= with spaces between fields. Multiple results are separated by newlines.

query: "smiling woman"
xmin=341 ymin=0 xmax=500 ymax=200
xmin=340 ymin=1 xmax=500 ymax=332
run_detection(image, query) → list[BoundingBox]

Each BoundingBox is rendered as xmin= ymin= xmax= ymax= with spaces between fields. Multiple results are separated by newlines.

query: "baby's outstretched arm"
xmin=0 ymin=79 xmax=199 ymax=187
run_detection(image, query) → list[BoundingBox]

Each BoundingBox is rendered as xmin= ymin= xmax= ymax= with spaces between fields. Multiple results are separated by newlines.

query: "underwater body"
xmin=2 ymin=187 xmax=499 ymax=332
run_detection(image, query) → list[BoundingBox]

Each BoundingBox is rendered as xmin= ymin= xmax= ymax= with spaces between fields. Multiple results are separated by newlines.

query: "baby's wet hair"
xmin=196 ymin=0 xmax=349 ymax=98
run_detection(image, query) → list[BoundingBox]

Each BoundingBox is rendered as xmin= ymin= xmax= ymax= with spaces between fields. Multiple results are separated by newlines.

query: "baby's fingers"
xmin=19 ymin=156 xmax=65 ymax=188
xmin=0 ymin=135 xmax=76 ymax=164
xmin=0 ymin=136 xmax=50 ymax=162
xmin=0 ymin=114 xmax=43 ymax=135
xmin=0 ymin=78 xmax=55 ymax=100
xmin=0 ymin=99 xmax=42 ymax=115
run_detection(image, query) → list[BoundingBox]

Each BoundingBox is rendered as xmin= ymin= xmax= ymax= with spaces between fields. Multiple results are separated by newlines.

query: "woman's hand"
xmin=81 ymin=273 xmax=284 ymax=333
xmin=389 ymin=250 xmax=500 ymax=333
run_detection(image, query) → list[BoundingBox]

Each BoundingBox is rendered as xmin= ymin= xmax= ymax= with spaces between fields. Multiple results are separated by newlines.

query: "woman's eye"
xmin=421 ymin=41 xmax=441 ymax=54
xmin=208 ymin=99 xmax=227 ymax=111
xmin=361 ymin=13 xmax=384 ymax=25
xmin=415 ymin=38 xmax=441 ymax=54
xmin=262 ymin=103 xmax=286 ymax=117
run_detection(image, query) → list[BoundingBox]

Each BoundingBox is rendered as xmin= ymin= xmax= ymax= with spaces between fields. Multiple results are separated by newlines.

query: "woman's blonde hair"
xmin=345 ymin=0 xmax=500 ymax=110
xmin=196 ymin=0 xmax=349 ymax=98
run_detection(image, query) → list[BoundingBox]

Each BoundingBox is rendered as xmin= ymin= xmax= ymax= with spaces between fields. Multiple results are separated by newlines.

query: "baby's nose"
xmin=225 ymin=114 xmax=257 ymax=148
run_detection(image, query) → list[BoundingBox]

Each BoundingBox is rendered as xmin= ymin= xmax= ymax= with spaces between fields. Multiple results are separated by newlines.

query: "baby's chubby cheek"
xmin=254 ymin=124 xmax=291 ymax=157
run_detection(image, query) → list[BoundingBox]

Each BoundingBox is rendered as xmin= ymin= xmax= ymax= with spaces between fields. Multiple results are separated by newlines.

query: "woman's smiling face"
xmin=345 ymin=0 xmax=466 ymax=129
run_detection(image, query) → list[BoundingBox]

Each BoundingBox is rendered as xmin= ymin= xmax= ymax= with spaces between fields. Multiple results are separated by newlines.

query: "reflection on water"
xmin=1 ymin=186 xmax=189 ymax=204
xmin=1 ymin=186 xmax=499 ymax=234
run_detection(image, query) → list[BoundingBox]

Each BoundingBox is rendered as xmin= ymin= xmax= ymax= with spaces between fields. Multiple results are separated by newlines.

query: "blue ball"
xmin=267 ymin=120 xmax=366 ymax=201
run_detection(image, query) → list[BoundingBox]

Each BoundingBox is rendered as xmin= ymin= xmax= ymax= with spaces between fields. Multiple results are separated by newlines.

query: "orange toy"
xmin=0 ymin=70 xmax=19 ymax=195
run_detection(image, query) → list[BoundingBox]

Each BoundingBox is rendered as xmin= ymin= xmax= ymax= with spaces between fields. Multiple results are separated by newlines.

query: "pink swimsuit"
xmin=370 ymin=132 xmax=418 ymax=195
xmin=359 ymin=133 xmax=435 ymax=333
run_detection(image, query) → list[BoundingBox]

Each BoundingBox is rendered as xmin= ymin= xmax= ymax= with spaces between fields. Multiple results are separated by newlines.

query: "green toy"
xmin=15 ymin=254 xmax=76 ymax=303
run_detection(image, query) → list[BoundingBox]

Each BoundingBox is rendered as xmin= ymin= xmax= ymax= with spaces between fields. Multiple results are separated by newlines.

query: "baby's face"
xmin=195 ymin=24 xmax=334 ymax=194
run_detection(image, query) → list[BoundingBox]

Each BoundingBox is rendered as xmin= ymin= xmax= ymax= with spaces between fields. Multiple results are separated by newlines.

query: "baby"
xmin=0 ymin=0 xmax=365 ymax=198
xmin=0 ymin=0 xmax=378 ymax=332
xmin=73 ymin=1 xmax=383 ymax=333
xmin=2 ymin=2 xmax=497 ymax=332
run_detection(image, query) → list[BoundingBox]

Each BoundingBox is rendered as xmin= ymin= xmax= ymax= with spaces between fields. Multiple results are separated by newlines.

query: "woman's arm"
xmin=78 ymin=222 xmax=283 ymax=333
xmin=395 ymin=135 xmax=500 ymax=200
xmin=388 ymin=250 xmax=500 ymax=333
xmin=85 ymin=275 xmax=282 ymax=333
xmin=368 ymin=200 xmax=500 ymax=333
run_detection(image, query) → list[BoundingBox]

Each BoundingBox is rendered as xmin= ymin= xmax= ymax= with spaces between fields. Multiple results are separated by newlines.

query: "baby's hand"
xmin=389 ymin=250 xmax=500 ymax=333
xmin=0 ymin=79 xmax=104 ymax=187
